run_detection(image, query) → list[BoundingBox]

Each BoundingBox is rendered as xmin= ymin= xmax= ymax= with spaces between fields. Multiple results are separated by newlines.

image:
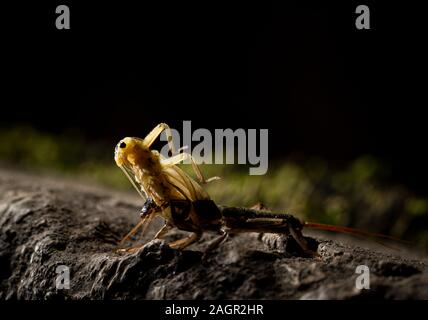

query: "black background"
xmin=1 ymin=1 xmax=427 ymax=191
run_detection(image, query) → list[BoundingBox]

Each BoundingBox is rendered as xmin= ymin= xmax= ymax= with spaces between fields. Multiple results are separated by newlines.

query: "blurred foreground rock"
xmin=0 ymin=169 xmax=427 ymax=300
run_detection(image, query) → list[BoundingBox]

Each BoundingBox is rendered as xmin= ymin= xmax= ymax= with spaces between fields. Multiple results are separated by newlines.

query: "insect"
xmin=114 ymin=123 xmax=222 ymax=251
xmin=115 ymin=123 xmax=405 ymax=256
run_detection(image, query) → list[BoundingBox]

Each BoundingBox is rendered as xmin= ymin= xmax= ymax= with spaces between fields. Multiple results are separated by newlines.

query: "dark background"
xmin=1 ymin=1 xmax=427 ymax=191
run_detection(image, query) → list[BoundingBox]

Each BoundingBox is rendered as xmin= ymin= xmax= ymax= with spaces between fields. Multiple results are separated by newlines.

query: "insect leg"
xmin=168 ymin=231 xmax=202 ymax=250
xmin=143 ymin=123 xmax=176 ymax=155
xmin=203 ymin=229 xmax=228 ymax=256
xmin=153 ymin=223 xmax=173 ymax=240
xmin=289 ymin=227 xmax=320 ymax=258
xmin=118 ymin=217 xmax=147 ymax=245
xmin=161 ymin=152 xmax=220 ymax=184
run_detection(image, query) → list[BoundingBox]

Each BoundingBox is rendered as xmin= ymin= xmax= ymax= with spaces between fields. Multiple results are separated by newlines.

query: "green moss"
xmin=405 ymin=198 xmax=428 ymax=216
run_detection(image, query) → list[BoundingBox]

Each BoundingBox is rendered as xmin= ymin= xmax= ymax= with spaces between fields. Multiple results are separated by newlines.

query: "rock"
xmin=0 ymin=169 xmax=427 ymax=299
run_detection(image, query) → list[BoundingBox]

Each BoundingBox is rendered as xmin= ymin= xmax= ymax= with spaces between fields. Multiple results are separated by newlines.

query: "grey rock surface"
xmin=1 ymin=169 xmax=427 ymax=300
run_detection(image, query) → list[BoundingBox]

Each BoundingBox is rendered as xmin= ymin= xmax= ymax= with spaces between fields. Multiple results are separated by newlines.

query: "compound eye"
xmin=120 ymin=142 xmax=126 ymax=149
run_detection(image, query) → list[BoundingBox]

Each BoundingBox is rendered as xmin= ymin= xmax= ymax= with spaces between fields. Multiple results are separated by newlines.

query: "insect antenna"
xmin=304 ymin=222 xmax=411 ymax=245
xmin=120 ymin=165 xmax=146 ymax=200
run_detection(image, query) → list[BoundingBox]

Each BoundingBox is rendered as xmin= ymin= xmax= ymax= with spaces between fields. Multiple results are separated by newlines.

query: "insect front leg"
xmin=118 ymin=219 xmax=146 ymax=246
xmin=143 ymin=123 xmax=176 ymax=155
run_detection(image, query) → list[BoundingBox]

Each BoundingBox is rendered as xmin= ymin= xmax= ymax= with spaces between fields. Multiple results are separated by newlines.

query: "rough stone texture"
xmin=1 ymin=169 xmax=427 ymax=300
